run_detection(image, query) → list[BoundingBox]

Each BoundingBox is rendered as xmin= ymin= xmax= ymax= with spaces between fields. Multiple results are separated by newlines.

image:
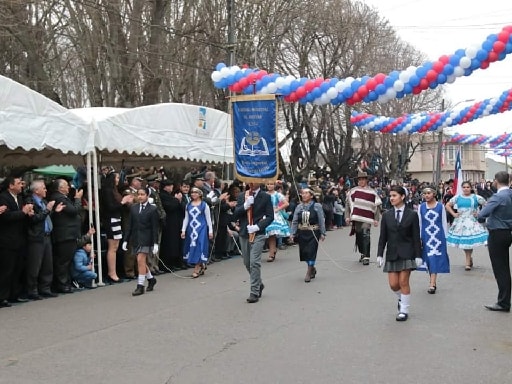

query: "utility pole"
xmin=434 ymin=99 xmax=445 ymax=184
xmin=227 ymin=0 xmax=235 ymax=66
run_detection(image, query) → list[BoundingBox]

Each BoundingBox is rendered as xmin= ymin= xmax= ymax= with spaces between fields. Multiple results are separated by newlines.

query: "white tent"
xmin=0 ymin=75 xmax=94 ymax=157
xmin=71 ymin=104 xmax=233 ymax=164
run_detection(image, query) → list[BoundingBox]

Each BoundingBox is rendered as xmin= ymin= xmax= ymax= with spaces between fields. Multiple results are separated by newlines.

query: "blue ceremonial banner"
xmin=231 ymin=95 xmax=278 ymax=182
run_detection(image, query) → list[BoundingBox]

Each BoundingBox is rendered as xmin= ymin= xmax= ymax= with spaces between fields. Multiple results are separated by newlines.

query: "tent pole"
xmin=86 ymin=152 xmax=97 ymax=288
xmin=92 ymin=149 xmax=104 ymax=286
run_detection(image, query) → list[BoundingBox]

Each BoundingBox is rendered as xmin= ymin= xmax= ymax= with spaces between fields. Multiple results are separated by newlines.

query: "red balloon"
xmin=304 ymin=81 xmax=316 ymax=92
xmin=438 ymin=55 xmax=450 ymax=65
xmin=374 ymin=73 xmax=386 ymax=84
xmin=498 ymin=31 xmax=510 ymax=43
xmin=315 ymin=78 xmax=324 ymax=87
xmin=239 ymin=78 xmax=249 ymax=88
xmin=412 ymin=86 xmax=422 ymax=95
xmin=232 ymin=84 xmax=242 ymax=93
xmin=480 ymin=60 xmax=490 ymax=69
xmin=296 ymin=86 xmax=307 ymax=99
xmin=352 ymin=92 xmax=361 ymax=103
xmin=426 ymin=69 xmax=438 ymax=82
xmin=288 ymin=92 xmax=298 ymax=102
xmin=366 ymin=78 xmax=377 ymax=91
xmin=432 ymin=61 xmax=444 ymax=73
xmin=357 ymin=85 xmax=369 ymax=98
xmin=493 ymin=41 xmax=506 ymax=53
xmin=488 ymin=51 xmax=499 ymax=62
xmin=419 ymin=78 xmax=429 ymax=90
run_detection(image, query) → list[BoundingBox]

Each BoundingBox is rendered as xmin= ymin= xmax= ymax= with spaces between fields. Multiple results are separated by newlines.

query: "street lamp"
xmin=434 ymin=98 xmax=475 ymax=184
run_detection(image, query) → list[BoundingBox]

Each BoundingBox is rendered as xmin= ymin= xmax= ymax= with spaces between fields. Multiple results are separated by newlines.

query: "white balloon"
xmin=275 ymin=77 xmax=285 ymax=87
xmin=320 ymin=94 xmax=330 ymax=104
xmin=446 ymin=75 xmax=456 ymax=84
xmin=326 ymin=87 xmax=338 ymax=99
xmin=445 ymin=117 xmax=452 ymax=125
xmin=267 ymin=83 xmax=277 ymax=93
xmin=406 ymin=66 xmax=417 ymax=76
xmin=385 ymin=88 xmax=397 ymax=99
xmin=393 ymin=80 xmax=405 ymax=92
xmin=220 ymin=67 xmax=230 ymax=77
xmin=453 ymin=66 xmax=465 ymax=76
xmin=259 ymin=86 xmax=268 ymax=94
xmin=335 ymin=80 xmax=347 ymax=91
xmin=399 ymin=71 xmax=410 ymax=83
xmin=459 ymin=56 xmax=471 ymax=69
xmin=465 ymin=46 xmax=478 ymax=59
xmin=211 ymin=71 xmax=222 ymax=82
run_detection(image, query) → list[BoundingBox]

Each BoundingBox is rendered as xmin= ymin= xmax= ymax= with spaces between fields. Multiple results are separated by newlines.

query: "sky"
xmin=361 ymin=0 xmax=512 ymax=138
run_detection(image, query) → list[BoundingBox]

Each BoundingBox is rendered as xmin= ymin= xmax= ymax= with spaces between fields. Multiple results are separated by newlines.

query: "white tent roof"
xmin=71 ymin=104 xmax=233 ymax=164
xmin=0 ymin=75 xmax=94 ymax=155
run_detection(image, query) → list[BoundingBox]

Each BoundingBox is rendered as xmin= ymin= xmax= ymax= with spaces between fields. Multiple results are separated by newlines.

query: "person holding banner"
xmin=233 ymin=183 xmax=274 ymax=303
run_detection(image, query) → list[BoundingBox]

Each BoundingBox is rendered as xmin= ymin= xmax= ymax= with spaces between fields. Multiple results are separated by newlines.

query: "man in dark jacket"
xmin=25 ymin=180 xmax=63 ymax=300
xmin=0 ymin=176 xmax=34 ymax=307
xmin=50 ymin=179 xmax=83 ymax=294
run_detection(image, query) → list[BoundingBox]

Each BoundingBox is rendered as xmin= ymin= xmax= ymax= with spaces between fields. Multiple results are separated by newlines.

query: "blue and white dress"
xmin=182 ymin=201 xmax=213 ymax=264
xmin=419 ymin=202 xmax=450 ymax=273
xmin=265 ymin=192 xmax=291 ymax=238
xmin=446 ymin=194 xmax=488 ymax=249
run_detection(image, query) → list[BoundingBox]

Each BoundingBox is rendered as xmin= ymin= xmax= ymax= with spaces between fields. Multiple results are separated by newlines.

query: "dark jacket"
xmin=377 ymin=207 xmax=421 ymax=261
xmin=124 ymin=203 xmax=159 ymax=247
xmin=50 ymin=192 xmax=82 ymax=244
xmin=0 ymin=191 xmax=27 ymax=250
xmin=233 ymin=189 xmax=274 ymax=237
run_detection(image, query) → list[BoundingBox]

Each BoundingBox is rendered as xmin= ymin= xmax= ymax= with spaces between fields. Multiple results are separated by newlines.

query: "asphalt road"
xmin=1 ymin=228 xmax=511 ymax=384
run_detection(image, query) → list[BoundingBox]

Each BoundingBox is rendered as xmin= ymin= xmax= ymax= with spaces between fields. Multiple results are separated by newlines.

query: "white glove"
xmin=243 ymin=196 xmax=255 ymax=210
xmin=121 ymin=242 xmax=128 ymax=251
xmin=153 ymin=244 xmax=159 ymax=254
xmin=376 ymin=256 xmax=384 ymax=268
xmin=247 ymin=224 xmax=260 ymax=234
xmin=415 ymin=258 xmax=423 ymax=267
xmin=207 ymin=191 xmax=215 ymax=199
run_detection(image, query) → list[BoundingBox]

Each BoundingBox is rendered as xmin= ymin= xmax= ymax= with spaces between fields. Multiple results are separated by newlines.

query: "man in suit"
xmin=0 ymin=176 xmax=34 ymax=307
xmin=122 ymin=187 xmax=159 ymax=296
xmin=50 ymin=179 xmax=83 ymax=294
xmin=233 ymin=182 xmax=274 ymax=303
xmin=478 ymin=171 xmax=512 ymax=312
xmin=25 ymin=180 xmax=64 ymax=300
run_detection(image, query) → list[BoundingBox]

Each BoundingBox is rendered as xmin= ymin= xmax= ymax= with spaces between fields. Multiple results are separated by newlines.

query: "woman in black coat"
xmin=377 ymin=185 xmax=422 ymax=322
xmin=159 ymin=180 xmax=185 ymax=271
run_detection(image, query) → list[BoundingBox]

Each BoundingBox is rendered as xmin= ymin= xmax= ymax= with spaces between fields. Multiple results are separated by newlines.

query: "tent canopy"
xmin=33 ymin=164 xmax=76 ymax=177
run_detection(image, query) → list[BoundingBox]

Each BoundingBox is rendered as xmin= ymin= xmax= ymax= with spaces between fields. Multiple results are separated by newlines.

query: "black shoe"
xmin=359 ymin=254 xmax=365 ymax=263
xmin=0 ymin=299 xmax=12 ymax=308
xmin=484 ymin=304 xmax=510 ymax=312
xmin=147 ymin=278 xmax=157 ymax=292
xmin=396 ymin=313 xmax=408 ymax=321
xmin=132 ymin=284 xmax=145 ymax=296
xmin=311 ymin=267 xmax=317 ymax=279
xmin=27 ymin=294 xmax=43 ymax=301
xmin=106 ymin=276 xmax=124 ymax=284
xmin=9 ymin=297 xmax=29 ymax=303
xmin=427 ymin=286 xmax=436 ymax=294
xmin=40 ymin=291 xmax=58 ymax=298
xmin=246 ymin=294 xmax=259 ymax=303
xmin=56 ymin=286 xmax=73 ymax=294
xmin=362 ymin=258 xmax=370 ymax=266
xmin=259 ymin=283 xmax=265 ymax=298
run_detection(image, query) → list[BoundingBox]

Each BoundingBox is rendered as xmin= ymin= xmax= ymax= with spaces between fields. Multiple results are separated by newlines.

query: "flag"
xmin=453 ymin=147 xmax=463 ymax=195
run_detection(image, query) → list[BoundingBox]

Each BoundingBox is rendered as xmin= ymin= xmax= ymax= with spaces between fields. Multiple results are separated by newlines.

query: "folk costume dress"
xmin=446 ymin=194 xmax=488 ymax=249
xmin=265 ymin=191 xmax=291 ymax=238
xmin=418 ymin=201 xmax=450 ymax=273
xmin=291 ymin=202 xmax=326 ymax=264
xmin=182 ymin=200 xmax=213 ymax=264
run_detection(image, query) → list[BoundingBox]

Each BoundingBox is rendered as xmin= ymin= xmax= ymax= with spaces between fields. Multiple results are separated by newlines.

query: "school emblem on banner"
xmin=231 ymin=94 xmax=278 ymax=183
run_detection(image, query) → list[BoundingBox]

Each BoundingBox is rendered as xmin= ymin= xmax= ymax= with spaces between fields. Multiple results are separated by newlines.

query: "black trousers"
xmin=53 ymin=240 xmax=77 ymax=288
xmin=0 ymin=247 xmax=20 ymax=301
xmin=487 ymin=229 xmax=512 ymax=309
xmin=26 ymin=237 xmax=53 ymax=295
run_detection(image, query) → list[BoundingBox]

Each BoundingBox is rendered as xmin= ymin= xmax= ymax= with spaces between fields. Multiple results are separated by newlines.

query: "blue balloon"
xmin=482 ymin=40 xmax=493 ymax=52
xmin=343 ymin=87 xmax=353 ymax=98
xmin=486 ymin=34 xmax=498 ymax=43
xmin=216 ymin=63 xmax=226 ymax=71
xmin=396 ymin=91 xmax=405 ymax=99
xmin=499 ymin=51 xmax=507 ymax=60
xmin=449 ymin=54 xmax=461 ymax=66
xmin=320 ymin=82 xmax=330 ymax=92
xmin=290 ymin=80 xmax=300 ymax=91
xmin=305 ymin=93 xmax=315 ymax=102
xmin=403 ymin=83 xmax=413 ymax=94
xmin=368 ymin=91 xmax=378 ymax=102
xmin=429 ymin=81 xmax=438 ymax=89
xmin=375 ymin=83 xmax=386 ymax=95
xmin=351 ymin=80 xmax=361 ymax=91
xmin=235 ymin=71 xmax=244 ymax=81
xmin=437 ymin=73 xmax=447 ymax=84
xmin=464 ymin=68 xmax=473 ymax=76
xmin=280 ymin=85 xmax=290 ymax=94
xmin=409 ymin=75 xmax=420 ymax=87
xmin=416 ymin=66 xmax=427 ymax=78
xmin=442 ymin=64 xmax=454 ymax=75
xmin=476 ymin=49 xmax=487 ymax=61
xmin=470 ymin=58 xmax=481 ymax=70
xmin=383 ymin=76 xmax=394 ymax=88
xmin=329 ymin=78 xmax=338 ymax=87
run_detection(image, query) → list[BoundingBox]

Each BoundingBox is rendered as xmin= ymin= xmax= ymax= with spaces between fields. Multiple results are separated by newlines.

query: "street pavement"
xmin=1 ymin=228 xmax=511 ymax=384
